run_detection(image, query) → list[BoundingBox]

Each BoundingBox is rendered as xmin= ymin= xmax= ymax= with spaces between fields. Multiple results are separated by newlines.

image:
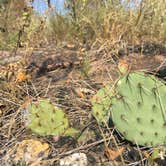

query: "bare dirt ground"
xmin=0 ymin=42 xmax=166 ymax=165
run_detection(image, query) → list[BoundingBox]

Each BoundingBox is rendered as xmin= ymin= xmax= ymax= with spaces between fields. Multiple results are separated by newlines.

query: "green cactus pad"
xmin=111 ymin=72 xmax=166 ymax=146
xmin=27 ymin=99 xmax=78 ymax=136
xmin=91 ymin=85 xmax=113 ymax=124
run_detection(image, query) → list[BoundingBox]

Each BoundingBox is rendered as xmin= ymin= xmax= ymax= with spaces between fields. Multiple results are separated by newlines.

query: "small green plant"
xmin=148 ymin=147 xmax=166 ymax=165
xmin=91 ymin=85 xmax=113 ymax=124
xmin=27 ymin=99 xmax=78 ymax=137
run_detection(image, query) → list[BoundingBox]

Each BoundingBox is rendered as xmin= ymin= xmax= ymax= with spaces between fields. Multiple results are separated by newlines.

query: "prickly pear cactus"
xmin=111 ymin=72 xmax=166 ymax=146
xmin=27 ymin=99 xmax=78 ymax=136
xmin=91 ymin=85 xmax=113 ymax=123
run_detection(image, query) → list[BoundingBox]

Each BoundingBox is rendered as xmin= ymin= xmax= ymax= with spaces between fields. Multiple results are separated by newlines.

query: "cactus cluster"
xmin=27 ymin=99 xmax=78 ymax=136
xmin=92 ymin=71 xmax=166 ymax=146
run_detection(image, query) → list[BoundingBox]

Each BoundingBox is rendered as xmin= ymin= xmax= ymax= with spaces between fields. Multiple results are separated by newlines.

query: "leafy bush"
xmin=0 ymin=0 xmax=43 ymax=50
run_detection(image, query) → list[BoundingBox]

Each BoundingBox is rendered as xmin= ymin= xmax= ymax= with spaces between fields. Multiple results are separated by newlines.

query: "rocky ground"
xmin=0 ymin=42 xmax=166 ymax=165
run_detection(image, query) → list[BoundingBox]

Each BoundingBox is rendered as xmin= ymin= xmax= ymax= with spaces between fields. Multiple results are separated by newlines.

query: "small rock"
xmin=59 ymin=153 xmax=88 ymax=166
xmin=14 ymin=139 xmax=49 ymax=165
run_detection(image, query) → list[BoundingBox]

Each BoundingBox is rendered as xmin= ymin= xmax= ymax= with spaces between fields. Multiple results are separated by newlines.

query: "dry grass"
xmin=0 ymin=0 xmax=166 ymax=165
xmin=0 ymin=42 xmax=165 ymax=165
xmin=47 ymin=0 xmax=166 ymax=46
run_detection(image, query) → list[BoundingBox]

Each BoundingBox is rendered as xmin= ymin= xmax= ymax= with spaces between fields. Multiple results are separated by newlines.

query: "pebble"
xmin=59 ymin=153 xmax=88 ymax=166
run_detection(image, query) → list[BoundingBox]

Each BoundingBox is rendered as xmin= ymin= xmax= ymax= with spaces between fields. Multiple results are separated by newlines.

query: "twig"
xmin=52 ymin=136 xmax=113 ymax=159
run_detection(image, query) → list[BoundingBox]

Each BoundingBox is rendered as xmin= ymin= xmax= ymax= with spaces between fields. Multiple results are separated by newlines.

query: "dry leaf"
xmin=74 ymin=88 xmax=86 ymax=98
xmin=67 ymin=44 xmax=75 ymax=49
xmin=80 ymin=48 xmax=86 ymax=52
xmin=142 ymin=151 xmax=151 ymax=158
xmin=16 ymin=70 xmax=30 ymax=82
xmin=118 ymin=60 xmax=130 ymax=74
xmin=105 ymin=147 xmax=125 ymax=160
xmin=66 ymin=78 xmax=71 ymax=84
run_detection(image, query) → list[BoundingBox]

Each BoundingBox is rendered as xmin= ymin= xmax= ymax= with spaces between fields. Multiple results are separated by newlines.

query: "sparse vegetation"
xmin=0 ymin=0 xmax=166 ymax=165
xmin=47 ymin=0 xmax=166 ymax=45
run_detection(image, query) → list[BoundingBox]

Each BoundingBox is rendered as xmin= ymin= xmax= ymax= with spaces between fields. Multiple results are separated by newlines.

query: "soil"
xmin=0 ymin=42 xmax=166 ymax=165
